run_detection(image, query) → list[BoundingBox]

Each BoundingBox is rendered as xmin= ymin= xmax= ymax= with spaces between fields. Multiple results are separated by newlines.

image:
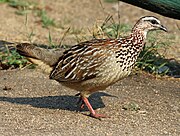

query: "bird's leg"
xmin=77 ymin=96 xmax=85 ymax=110
xmin=75 ymin=93 xmax=85 ymax=110
xmin=81 ymin=96 xmax=108 ymax=119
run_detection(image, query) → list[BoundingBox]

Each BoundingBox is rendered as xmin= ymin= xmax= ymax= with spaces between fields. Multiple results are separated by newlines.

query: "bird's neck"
xmin=132 ymin=27 xmax=147 ymax=39
xmin=115 ymin=29 xmax=147 ymax=72
xmin=127 ymin=28 xmax=146 ymax=48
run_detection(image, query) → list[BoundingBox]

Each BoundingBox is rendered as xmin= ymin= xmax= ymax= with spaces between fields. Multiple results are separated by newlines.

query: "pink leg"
xmin=81 ymin=96 xmax=108 ymax=119
xmin=77 ymin=96 xmax=85 ymax=110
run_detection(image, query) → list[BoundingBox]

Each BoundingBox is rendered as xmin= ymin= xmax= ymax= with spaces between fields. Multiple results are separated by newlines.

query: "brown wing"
xmin=50 ymin=39 xmax=118 ymax=82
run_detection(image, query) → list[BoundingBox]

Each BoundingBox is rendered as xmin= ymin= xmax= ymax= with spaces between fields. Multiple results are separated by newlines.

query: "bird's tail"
xmin=16 ymin=43 xmax=64 ymax=73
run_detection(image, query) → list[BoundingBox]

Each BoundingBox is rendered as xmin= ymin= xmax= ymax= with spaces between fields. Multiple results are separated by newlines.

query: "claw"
xmin=89 ymin=113 xmax=109 ymax=119
xmin=81 ymin=96 xmax=109 ymax=119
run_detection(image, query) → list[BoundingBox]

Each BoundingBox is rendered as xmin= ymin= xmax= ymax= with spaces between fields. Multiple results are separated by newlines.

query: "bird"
xmin=16 ymin=16 xmax=167 ymax=119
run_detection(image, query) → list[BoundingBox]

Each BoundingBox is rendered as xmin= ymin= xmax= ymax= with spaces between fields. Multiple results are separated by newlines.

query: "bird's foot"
xmin=76 ymin=94 xmax=110 ymax=119
xmin=89 ymin=113 xmax=109 ymax=119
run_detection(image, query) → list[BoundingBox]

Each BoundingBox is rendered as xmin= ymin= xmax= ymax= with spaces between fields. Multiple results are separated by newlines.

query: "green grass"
xmin=0 ymin=0 xmax=10 ymax=3
xmin=0 ymin=48 xmax=27 ymax=69
xmin=136 ymin=32 xmax=172 ymax=75
xmin=0 ymin=0 xmax=37 ymax=15
xmin=1 ymin=0 xmax=56 ymax=28
xmin=137 ymin=46 xmax=169 ymax=75
xmin=36 ymin=9 xmax=56 ymax=28
xmin=101 ymin=23 xmax=131 ymax=38
xmin=122 ymin=102 xmax=140 ymax=111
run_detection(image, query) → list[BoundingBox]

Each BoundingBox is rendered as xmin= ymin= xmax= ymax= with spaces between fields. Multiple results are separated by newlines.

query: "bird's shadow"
xmin=0 ymin=92 xmax=116 ymax=112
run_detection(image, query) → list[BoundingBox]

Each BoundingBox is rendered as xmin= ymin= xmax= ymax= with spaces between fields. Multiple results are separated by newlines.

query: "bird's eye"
xmin=150 ymin=20 xmax=158 ymax=24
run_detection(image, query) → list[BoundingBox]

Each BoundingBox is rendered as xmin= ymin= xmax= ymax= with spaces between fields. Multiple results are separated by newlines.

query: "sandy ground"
xmin=0 ymin=69 xmax=179 ymax=136
xmin=0 ymin=0 xmax=180 ymax=136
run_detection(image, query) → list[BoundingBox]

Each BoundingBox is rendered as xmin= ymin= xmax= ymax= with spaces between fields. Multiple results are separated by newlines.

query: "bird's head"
xmin=133 ymin=16 xmax=167 ymax=37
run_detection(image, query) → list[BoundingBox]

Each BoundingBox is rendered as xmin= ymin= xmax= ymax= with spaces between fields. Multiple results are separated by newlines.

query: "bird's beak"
xmin=160 ymin=25 xmax=168 ymax=32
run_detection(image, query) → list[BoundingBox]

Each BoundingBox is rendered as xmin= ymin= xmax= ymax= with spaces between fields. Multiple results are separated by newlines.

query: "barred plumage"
xmin=16 ymin=16 xmax=167 ymax=119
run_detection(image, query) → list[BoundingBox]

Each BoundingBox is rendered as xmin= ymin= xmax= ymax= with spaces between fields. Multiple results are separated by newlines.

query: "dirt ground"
xmin=0 ymin=69 xmax=180 ymax=136
xmin=0 ymin=0 xmax=180 ymax=136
